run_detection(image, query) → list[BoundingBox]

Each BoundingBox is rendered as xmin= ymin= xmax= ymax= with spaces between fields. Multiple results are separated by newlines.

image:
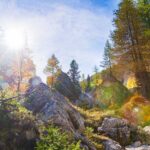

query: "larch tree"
xmin=100 ymin=40 xmax=112 ymax=76
xmin=112 ymin=0 xmax=150 ymax=98
xmin=11 ymin=45 xmax=36 ymax=95
xmin=44 ymin=54 xmax=61 ymax=88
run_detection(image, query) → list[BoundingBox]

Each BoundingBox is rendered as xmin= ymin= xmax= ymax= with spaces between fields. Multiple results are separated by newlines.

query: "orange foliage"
xmin=47 ymin=76 xmax=55 ymax=87
xmin=10 ymin=51 xmax=36 ymax=93
xmin=121 ymin=95 xmax=150 ymax=125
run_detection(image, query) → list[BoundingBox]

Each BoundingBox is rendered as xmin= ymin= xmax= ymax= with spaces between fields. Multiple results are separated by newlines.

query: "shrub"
xmin=84 ymin=127 xmax=94 ymax=139
xmin=36 ymin=126 xmax=82 ymax=150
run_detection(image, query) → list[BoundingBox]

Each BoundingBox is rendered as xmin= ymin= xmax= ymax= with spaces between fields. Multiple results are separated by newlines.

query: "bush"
xmin=36 ymin=126 xmax=82 ymax=150
xmin=0 ymin=100 xmax=38 ymax=150
xmin=84 ymin=127 xmax=94 ymax=139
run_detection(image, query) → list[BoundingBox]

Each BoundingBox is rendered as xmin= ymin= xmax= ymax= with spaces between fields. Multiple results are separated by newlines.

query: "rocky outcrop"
xmin=24 ymin=77 xmax=96 ymax=150
xmin=25 ymin=77 xmax=85 ymax=133
xmin=98 ymin=117 xmax=139 ymax=146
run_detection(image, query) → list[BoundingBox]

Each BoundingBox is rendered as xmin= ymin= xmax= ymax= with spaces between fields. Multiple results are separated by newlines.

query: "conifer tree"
xmin=68 ymin=60 xmax=81 ymax=91
xmin=101 ymin=40 xmax=112 ymax=76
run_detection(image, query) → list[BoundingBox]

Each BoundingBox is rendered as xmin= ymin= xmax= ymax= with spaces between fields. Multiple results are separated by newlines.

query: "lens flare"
xmin=4 ymin=26 xmax=25 ymax=51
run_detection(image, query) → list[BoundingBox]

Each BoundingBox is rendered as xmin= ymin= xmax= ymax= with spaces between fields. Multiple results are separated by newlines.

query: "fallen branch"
xmin=0 ymin=94 xmax=26 ymax=103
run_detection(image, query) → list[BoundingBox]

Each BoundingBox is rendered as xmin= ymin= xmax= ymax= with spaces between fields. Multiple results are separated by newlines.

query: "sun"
xmin=4 ymin=26 xmax=25 ymax=51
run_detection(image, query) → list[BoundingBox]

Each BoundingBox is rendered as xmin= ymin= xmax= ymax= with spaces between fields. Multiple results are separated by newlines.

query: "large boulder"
xmin=54 ymin=72 xmax=94 ymax=108
xmin=25 ymin=76 xmax=85 ymax=133
xmin=98 ymin=117 xmax=139 ymax=146
xmin=54 ymin=72 xmax=81 ymax=102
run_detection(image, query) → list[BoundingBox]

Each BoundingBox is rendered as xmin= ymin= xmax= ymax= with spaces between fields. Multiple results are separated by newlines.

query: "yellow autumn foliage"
xmin=126 ymin=76 xmax=137 ymax=89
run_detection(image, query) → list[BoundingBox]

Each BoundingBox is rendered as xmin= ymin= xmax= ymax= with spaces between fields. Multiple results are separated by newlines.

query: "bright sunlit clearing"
xmin=4 ymin=26 xmax=25 ymax=51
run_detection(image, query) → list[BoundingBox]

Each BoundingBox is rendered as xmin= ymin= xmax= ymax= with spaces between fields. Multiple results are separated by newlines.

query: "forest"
xmin=0 ymin=0 xmax=150 ymax=150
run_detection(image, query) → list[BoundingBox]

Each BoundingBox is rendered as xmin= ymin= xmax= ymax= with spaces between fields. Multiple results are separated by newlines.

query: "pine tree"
xmin=68 ymin=60 xmax=81 ymax=90
xmin=112 ymin=0 xmax=150 ymax=98
xmin=101 ymin=40 xmax=112 ymax=75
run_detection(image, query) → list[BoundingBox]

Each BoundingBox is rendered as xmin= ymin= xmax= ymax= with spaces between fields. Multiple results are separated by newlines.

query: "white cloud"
xmin=0 ymin=0 xmax=118 ymax=81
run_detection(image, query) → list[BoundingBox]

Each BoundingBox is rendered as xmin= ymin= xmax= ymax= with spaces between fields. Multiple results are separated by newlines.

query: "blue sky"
xmin=0 ymin=0 xmax=120 ymax=81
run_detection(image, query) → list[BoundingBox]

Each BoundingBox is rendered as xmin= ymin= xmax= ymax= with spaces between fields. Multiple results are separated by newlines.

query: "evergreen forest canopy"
xmin=0 ymin=0 xmax=150 ymax=150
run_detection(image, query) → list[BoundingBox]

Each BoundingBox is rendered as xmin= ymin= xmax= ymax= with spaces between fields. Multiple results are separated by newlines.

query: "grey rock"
xmin=98 ymin=117 xmax=138 ymax=146
xmin=76 ymin=93 xmax=94 ymax=108
xmin=131 ymin=141 xmax=142 ymax=147
xmin=25 ymin=79 xmax=85 ymax=133
xmin=126 ymin=145 xmax=150 ymax=150
xmin=55 ymin=72 xmax=94 ymax=108
xmin=54 ymin=72 xmax=81 ymax=101
xmin=143 ymin=126 xmax=150 ymax=135
xmin=103 ymin=139 xmax=124 ymax=150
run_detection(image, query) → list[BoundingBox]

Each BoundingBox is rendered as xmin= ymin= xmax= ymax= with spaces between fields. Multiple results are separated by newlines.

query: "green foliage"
xmin=68 ymin=60 xmax=80 ymax=83
xmin=36 ymin=126 xmax=82 ymax=150
xmin=96 ymin=82 xmax=130 ymax=108
xmin=84 ymin=127 xmax=94 ymax=139
xmin=0 ymin=97 xmax=37 ymax=150
xmin=138 ymin=0 xmax=150 ymax=30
